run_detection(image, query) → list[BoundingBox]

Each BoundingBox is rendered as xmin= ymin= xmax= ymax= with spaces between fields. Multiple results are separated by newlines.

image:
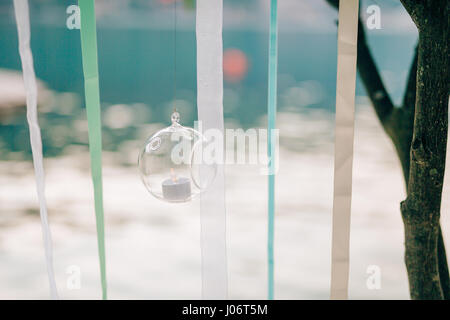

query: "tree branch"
xmin=326 ymin=0 xmax=338 ymax=9
xmin=327 ymin=0 xmax=450 ymax=300
xmin=356 ymin=19 xmax=395 ymax=127
xmin=400 ymin=0 xmax=425 ymax=26
xmin=399 ymin=0 xmax=419 ymax=14
xmin=402 ymin=0 xmax=449 ymax=298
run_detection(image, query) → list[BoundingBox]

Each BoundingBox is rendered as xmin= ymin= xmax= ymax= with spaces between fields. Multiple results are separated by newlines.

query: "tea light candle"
xmin=162 ymin=170 xmax=191 ymax=201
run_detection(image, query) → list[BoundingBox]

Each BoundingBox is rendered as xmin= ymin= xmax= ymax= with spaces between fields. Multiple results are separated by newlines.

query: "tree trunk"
xmin=400 ymin=2 xmax=449 ymax=298
xmin=438 ymin=227 xmax=450 ymax=298
xmin=326 ymin=0 xmax=450 ymax=298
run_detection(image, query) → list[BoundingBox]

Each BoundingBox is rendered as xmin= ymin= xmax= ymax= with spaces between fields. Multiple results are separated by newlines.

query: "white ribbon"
xmin=13 ymin=0 xmax=59 ymax=299
xmin=196 ymin=0 xmax=228 ymax=299
xmin=330 ymin=0 xmax=359 ymax=300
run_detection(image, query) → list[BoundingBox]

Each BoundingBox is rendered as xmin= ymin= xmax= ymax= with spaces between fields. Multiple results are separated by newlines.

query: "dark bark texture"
xmin=400 ymin=0 xmax=450 ymax=299
xmin=326 ymin=0 xmax=450 ymax=299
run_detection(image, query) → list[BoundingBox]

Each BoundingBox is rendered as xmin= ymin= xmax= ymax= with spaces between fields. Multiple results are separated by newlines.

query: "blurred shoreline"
xmin=1 ymin=105 xmax=449 ymax=299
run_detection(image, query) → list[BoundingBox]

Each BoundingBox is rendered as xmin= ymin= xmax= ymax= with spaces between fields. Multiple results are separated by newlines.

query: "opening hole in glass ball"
xmin=148 ymin=137 xmax=161 ymax=151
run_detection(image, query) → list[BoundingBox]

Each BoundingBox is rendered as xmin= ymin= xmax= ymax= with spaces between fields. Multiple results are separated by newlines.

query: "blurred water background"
xmin=0 ymin=0 xmax=449 ymax=299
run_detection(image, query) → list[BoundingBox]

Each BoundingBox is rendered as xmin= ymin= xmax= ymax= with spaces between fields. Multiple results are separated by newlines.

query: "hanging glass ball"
xmin=138 ymin=111 xmax=217 ymax=203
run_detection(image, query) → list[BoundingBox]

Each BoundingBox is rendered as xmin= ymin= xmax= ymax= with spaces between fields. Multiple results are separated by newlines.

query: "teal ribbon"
xmin=79 ymin=0 xmax=107 ymax=300
xmin=267 ymin=0 xmax=278 ymax=300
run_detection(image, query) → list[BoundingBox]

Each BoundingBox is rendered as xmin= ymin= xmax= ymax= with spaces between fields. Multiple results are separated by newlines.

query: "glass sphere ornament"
xmin=138 ymin=111 xmax=217 ymax=203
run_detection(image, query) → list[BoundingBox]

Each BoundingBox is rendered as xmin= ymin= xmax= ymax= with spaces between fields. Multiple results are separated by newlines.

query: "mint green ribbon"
xmin=79 ymin=0 xmax=107 ymax=300
xmin=267 ymin=0 xmax=278 ymax=300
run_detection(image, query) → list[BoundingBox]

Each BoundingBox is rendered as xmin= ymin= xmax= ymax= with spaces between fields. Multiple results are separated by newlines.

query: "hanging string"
xmin=13 ymin=0 xmax=59 ymax=300
xmin=78 ymin=0 xmax=108 ymax=300
xmin=330 ymin=0 xmax=359 ymax=300
xmin=267 ymin=0 xmax=278 ymax=301
xmin=173 ymin=0 xmax=177 ymax=113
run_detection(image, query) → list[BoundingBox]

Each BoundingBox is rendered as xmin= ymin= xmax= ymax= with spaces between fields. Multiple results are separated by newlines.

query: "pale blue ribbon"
xmin=267 ymin=0 xmax=278 ymax=300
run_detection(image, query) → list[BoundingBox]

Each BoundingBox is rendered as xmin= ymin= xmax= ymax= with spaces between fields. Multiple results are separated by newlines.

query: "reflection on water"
xmin=0 ymin=22 xmax=417 ymax=161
